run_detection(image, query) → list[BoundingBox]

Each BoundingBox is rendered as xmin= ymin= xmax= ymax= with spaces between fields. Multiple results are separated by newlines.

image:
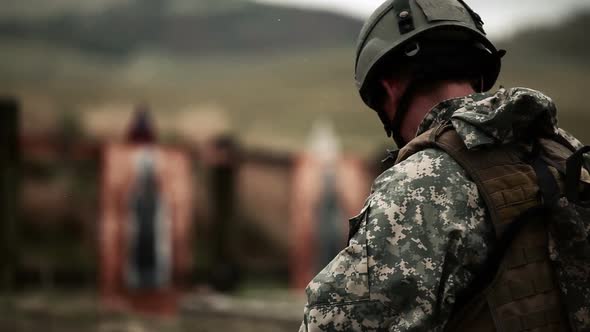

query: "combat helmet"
xmin=355 ymin=0 xmax=505 ymax=113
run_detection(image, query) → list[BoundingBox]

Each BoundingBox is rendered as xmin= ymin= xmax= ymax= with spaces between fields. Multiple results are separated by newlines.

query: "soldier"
xmin=299 ymin=0 xmax=589 ymax=331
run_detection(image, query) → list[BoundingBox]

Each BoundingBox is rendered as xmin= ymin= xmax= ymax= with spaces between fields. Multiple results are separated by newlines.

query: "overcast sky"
xmin=255 ymin=0 xmax=590 ymax=39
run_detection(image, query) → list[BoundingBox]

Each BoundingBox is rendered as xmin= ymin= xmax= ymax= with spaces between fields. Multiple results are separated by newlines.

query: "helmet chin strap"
xmin=480 ymin=74 xmax=485 ymax=93
xmin=377 ymin=109 xmax=393 ymax=138
xmin=377 ymin=104 xmax=409 ymax=149
xmin=390 ymin=118 xmax=407 ymax=148
xmin=380 ymin=81 xmax=419 ymax=148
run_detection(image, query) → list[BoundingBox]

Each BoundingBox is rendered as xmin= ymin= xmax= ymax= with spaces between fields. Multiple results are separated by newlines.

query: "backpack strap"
xmin=566 ymin=146 xmax=590 ymax=207
xmin=530 ymin=143 xmax=561 ymax=205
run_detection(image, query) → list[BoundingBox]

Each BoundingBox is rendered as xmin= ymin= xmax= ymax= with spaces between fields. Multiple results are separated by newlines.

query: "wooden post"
xmin=0 ymin=97 xmax=19 ymax=292
xmin=204 ymin=136 xmax=241 ymax=292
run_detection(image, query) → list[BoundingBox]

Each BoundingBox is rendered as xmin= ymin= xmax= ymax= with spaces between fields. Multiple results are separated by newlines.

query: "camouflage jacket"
xmin=299 ymin=88 xmax=584 ymax=332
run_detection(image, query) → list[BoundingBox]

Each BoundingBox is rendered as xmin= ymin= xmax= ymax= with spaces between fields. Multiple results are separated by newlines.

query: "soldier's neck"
xmin=400 ymin=81 xmax=475 ymax=143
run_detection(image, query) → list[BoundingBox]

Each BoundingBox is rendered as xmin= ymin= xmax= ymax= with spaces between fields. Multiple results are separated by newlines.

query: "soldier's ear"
xmin=380 ymin=79 xmax=394 ymax=98
xmin=380 ymin=78 xmax=410 ymax=100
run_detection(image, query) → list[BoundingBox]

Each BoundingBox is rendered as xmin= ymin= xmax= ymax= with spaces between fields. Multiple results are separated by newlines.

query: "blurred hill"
xmin=0 ymin=0 xmax=251 ymax=18
xmin=0 ymin=0 xmax=362 ymax=56
xmin=499 ymin=11 xmax=590 ymax=65
xmin=0 ymin=2 xmax=588 ymax=153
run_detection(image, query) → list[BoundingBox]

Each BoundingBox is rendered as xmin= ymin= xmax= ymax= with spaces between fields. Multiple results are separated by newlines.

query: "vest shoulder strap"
xmin=396 ymin=125 xmax=573 ymax=332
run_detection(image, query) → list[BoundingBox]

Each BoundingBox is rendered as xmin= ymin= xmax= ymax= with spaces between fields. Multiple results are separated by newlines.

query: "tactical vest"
xmin=395 ymin=124 xmax=585 ymax=332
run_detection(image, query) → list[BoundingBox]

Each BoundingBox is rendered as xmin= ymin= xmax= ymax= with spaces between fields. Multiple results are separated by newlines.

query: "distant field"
xmin=1 ymin=39 xmax=588 ymax=156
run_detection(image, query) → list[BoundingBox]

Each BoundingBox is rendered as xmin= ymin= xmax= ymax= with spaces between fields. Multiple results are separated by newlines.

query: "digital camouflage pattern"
xmin=418 ymin=87 xmax=560 ymax=149
xmin=299 ymin=148 xmax=492 ymax=331
xmin=299 ymin=87 xmax=589 ymax=331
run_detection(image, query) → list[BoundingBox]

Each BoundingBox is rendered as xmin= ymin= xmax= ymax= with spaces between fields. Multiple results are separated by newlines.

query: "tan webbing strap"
xmin=500 ymin=308 xmax=563 ymax=332
xmin=504 ymin=245 xmax=547 ymax=269
xmin=489 ymin=273 xmax=556 ymax=306
xmin=482 ymin=208 xmax=569 ymax=331
xmin=395 ymin=128 xmax=439 ymax=164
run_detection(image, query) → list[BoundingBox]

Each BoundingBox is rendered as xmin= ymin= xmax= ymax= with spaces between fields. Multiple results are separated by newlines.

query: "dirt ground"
xmin=0 ymin=290 xmax=305 ymax=332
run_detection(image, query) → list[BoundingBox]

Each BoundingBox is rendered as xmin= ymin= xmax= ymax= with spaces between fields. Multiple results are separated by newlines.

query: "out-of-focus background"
xmin=0 ymin=0 xmax=588 ymax=331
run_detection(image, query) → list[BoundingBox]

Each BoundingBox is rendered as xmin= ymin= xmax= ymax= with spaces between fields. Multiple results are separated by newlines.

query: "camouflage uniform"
xmin=299 ymin=87 xmax=585 ymax=332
